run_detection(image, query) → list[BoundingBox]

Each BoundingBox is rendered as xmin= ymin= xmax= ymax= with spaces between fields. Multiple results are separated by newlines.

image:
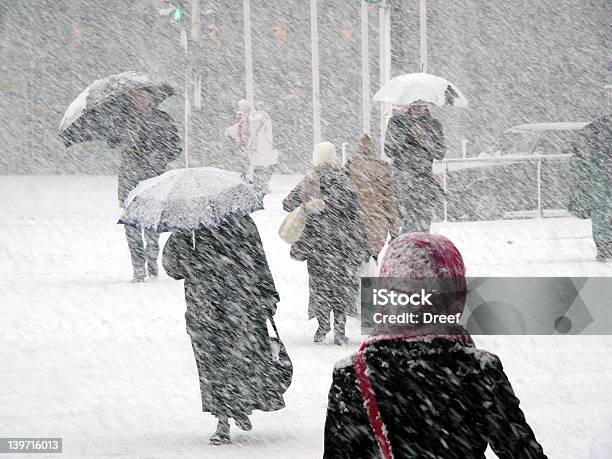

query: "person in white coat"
xmin=225 ymin=99 xmax=279 ymax=192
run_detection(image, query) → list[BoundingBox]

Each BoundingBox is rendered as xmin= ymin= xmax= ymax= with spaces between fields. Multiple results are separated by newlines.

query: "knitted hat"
xmin=312 ymin=141 xmax=338 ymax=167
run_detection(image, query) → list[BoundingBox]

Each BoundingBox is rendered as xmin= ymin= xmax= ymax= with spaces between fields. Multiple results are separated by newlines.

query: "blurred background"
xmin=0 ymin=0 xmax=610 ymax=174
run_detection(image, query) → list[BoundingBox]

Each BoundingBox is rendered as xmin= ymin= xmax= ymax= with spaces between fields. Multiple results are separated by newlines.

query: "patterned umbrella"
xmin=119 ymin=167 xmax=264 ymax=232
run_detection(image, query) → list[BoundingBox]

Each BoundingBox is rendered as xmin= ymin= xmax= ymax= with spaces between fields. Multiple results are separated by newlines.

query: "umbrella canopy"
xmin=59 ymin=71 xmax=175 ymax=148
xmin=373 ymin=72 xmax=468 ymax=108
xmin=119 ymin=167 xmax=264 ymax=232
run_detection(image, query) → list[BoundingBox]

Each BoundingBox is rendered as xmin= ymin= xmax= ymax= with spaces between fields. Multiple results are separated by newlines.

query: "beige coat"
xmin=347 ymin=135 xmax=399 ymax=256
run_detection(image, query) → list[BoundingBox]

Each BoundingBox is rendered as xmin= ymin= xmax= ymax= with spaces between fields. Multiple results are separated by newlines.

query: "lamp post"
xmin=159 ymin=4 xmax=191 ymax=167
xmin=310 ymin=0 xmax=321 ymax=145
xmin=419 ymin=0 xmax=428 ymax=73
xmin=243 ymin=0 xmax=255 ymax=110
xmin=361 ymin=1 xmax=371 ymax=135
xmin=379 ymin=0 xmax=391 ymax=155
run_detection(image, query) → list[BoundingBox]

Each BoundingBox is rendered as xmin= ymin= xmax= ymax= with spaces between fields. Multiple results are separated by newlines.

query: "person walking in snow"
xmin=162 ymin=215 xmax=285 ymax=445
xmin=346 ymin=133 xmax=400 ymax=261
xmin=384 ymin=100 xmax=445 ymax=233
xmin=284 ymin=142 xmax=369 ymax=345
xmin=111 ymin=88 xmax=182 ymax=282
xmin=323 ymin=233 xmax=548 ymax=458
xmin=568 ymin=114 xmax=611 ymax=262
xmin=225 ymin=99 xmax=279 ymax=192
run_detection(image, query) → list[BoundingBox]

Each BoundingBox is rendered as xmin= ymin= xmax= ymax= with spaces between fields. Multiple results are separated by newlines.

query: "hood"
xmin=354 ymin=133 xmax=378 ymax=159
xmin=312 ymin=141 xmax=338 ymax=167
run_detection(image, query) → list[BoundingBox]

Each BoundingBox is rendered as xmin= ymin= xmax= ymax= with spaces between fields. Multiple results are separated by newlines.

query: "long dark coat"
xmin=569 ymin=115 xmax=611 ymax=245
xmin=284 ymin=167 xmax=369 ymax=319
xmin=384 ymin=110 xmax=445 ymax=229
xmin=112 ymin=108 xmax=182 ymax=203
xmin=324 ymin=338 xmax=547 ymax=459
xmin=162 ymin=215 xmax=285 ymax=417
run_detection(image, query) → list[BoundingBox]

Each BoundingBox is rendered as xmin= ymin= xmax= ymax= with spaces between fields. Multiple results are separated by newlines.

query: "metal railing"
xmin=435 ymin=153 xmax=573 ymax=221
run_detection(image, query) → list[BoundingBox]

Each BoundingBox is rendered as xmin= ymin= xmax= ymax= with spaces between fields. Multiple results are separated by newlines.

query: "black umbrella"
xmin=59 ymin=71 xmax=175 ymax=148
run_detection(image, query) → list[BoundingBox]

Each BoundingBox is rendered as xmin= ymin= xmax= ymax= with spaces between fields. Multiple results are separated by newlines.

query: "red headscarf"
xmin=372 ymin=232 xmax=469 ymax=339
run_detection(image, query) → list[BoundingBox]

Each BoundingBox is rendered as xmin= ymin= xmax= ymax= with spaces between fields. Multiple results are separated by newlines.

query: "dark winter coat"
xmin=324 ymin=338 xmax=547 ymax=459
xmin=384 ymin=110 xmax=446 ymax=225
xmin=162 ymin=215 xmax=284 ymax=417
xmin=112 ymin=108 xmax=182 ymax=203
xmin=284 ymin=166 xmax=370 ymax=319
xmin=568 ymin=115 xmax=611 ymax=245
xmin=347 ymin=136 xmax=400 ymax=257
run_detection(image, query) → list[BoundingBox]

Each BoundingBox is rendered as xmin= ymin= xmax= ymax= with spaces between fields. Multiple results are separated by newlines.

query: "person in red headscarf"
xmin=323 ymin=233 xmax=547 ymax=459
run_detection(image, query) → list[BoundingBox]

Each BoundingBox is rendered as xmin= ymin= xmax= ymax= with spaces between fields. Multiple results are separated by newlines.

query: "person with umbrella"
xmin=374 ymin=73 xmax=467 ymax=233
xmin=121 ymin=167 xmax=289 ymax=445
xmin=112 ymin=89 xmax=181 ymax=282
xmin=59 ymin=71 xmax=182 ymax=282
xmin=384 ymin=100 xmax=445 ymax=233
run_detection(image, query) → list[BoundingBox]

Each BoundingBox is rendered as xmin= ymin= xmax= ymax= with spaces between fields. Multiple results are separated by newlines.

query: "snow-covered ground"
xmin=1 ymin=174 xmax=611 ymax=458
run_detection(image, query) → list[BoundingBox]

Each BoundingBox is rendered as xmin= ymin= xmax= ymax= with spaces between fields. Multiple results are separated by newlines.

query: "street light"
xmin=158 ymin=3 xmax=190 ymax=167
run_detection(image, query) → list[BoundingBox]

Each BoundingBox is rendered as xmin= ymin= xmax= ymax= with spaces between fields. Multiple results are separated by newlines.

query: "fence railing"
xmin=435 ymin=153 xmax=573 ymax=221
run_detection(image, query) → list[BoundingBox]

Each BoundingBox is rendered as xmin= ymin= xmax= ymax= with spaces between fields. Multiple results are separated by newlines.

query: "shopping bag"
xmin=278 ymin=199 xmax=326 ymax=244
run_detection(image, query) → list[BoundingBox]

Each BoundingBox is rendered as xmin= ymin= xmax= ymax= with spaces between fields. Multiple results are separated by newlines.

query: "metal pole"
xmin=536 ymin=157 xmax=542 ymax=217
xmin=461 ymin=138 xmax=468 ymax=158
xmin=361 ymin=1 xmax=371 ymax=135
xmin=419 ymin=0 xmax=428 ymax=73
xmin=379 ymin=0 xmax=391 ymax=156
xmin=310 ymin=0 xmax=322 ymax=145
xmin=191 ymin=0 xmax=200 ymax=41
xmin=193 ymin=74 xmax=202 ymax=110
xmin=181 ymin=28 xmax=190 ymax=168
xmin=443 ymin=159 xmax=448 ymax=221
xmin=243 ymin=0 xmax=255 ymax=109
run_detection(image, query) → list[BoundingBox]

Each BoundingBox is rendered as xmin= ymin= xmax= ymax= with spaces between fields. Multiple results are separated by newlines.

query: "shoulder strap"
xmin=268 ymin=316 xmax=281 ymax=340
xmin=353 ymin=342 xmax=395 ymax=459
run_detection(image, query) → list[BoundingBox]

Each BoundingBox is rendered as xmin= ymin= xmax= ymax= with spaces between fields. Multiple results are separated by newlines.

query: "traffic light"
xmin=170 ymin=6 xmax=184 ymax=23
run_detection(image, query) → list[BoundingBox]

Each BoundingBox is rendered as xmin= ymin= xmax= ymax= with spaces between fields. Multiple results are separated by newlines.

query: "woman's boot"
xmin=333 ymin=312 xmax=348 ymax=345
xmin=209 ymin=416 xmax=231 ymax=445
xmin=234 ymin=413 xmax=253 ymax=431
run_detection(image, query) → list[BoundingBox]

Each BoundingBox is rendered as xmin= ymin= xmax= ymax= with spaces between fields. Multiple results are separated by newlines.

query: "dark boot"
xmin=333 ymin=312 xmax=348 ymax=346
xmin=234 ymin=414 xmax=252 ymax=431
xmin=314 ymin=309 xmax=331 ymax=343
xmin=147 ymin=259 xmax=159 ymax=278
xmin=314 ymin=324 xmax=330 ymax=343
xmin=131 ymin=268 xmax=146 ymax=283
xmin=209 ymin=416 xmax=231 ymax=445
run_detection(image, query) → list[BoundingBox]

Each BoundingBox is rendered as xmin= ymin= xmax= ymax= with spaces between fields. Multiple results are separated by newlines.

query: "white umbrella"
xmin=373 ymin=72 xmax=468 ymax=107
xmin=119 ymin=167 xmax=264 ymax=232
